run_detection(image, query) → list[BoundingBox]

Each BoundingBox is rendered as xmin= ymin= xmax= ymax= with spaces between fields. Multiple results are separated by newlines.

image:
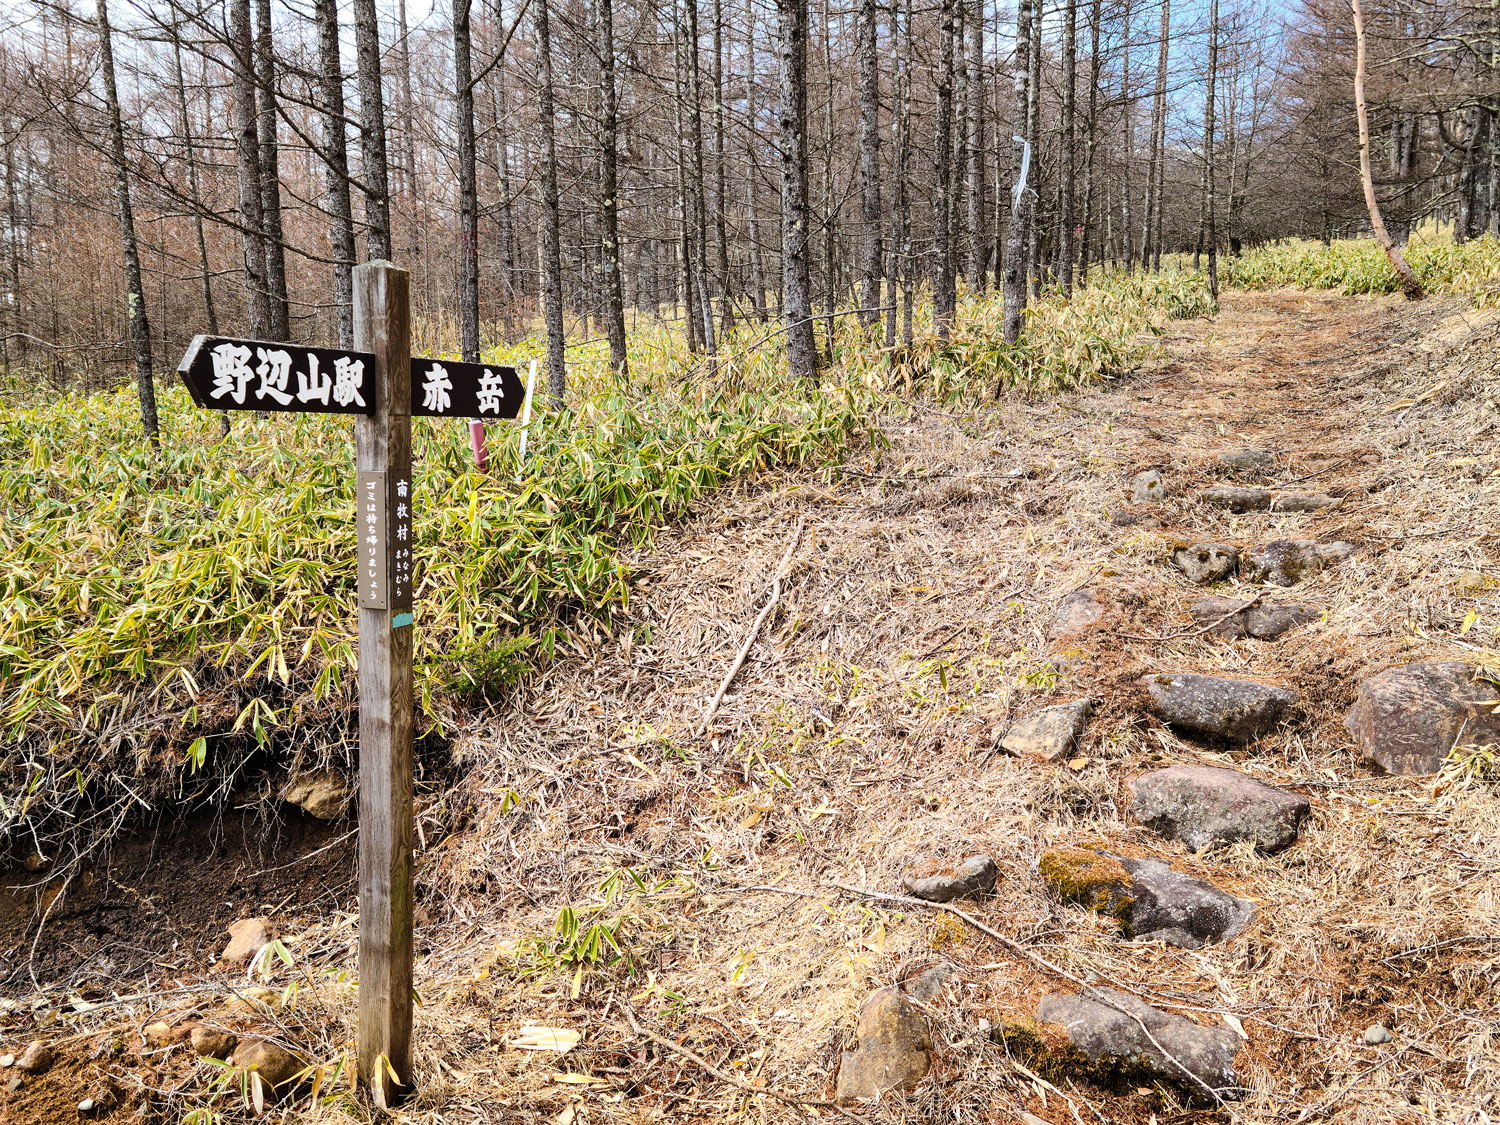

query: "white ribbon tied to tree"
xmin=1012 ymin=135 xmax=1032 ymax=208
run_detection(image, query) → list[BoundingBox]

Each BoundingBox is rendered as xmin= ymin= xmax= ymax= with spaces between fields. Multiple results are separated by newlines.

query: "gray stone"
xmin=1242 ymin=539 xmax=1355 ymax=586
xmin=1131 ymin=764 xmax=1310 ymax=854
xmin=1000 ymin=699 xmax=1092 ymax=760
xmin=0 ymin=1054 xmax=12 ymax=1068
xmin=1170 ymin=543 xmax=1240 ymax=584
xmin=1364 ymin=1025 xmax=1393 ymax=1045
xmin=1218 ymin=449 xmax=1274 ymax=474
xmin=1051 ymin=589 xmax=1105 ymax=639
xmin=904 ymin=962 xmax=954 ymax=1004
xmin=1272 ymin=493 xmax=1338 ymax=513
xmin=231 ymin=1040 xmax=305 ymax=1094
xmin=1190 ymin=597 xmax=1319 ymax=640
xmin=16 ymin=1042 xmax=53 ymax=1075
xmin=1199 ymin=487 xmax=1271 ymax=513
xmin=221 ymin=917 xmax=273 ymax=965
xmin=834 ymin=987 xmax=932 ymax=1104
xmin=4 ymin=1078 xmax=18 ymax=1094
xmin=1344 ymin=661 xmax=1500 ymax=776
xmin=1131 ymin=470 xmax=1167 ymax=503
xmin=1115 ymin=857 xmax=1256 ymax=949
xmin=1140 ymin=672 xmax=1296 ymax=743
xmin=1111 ymin=509 xmax=1157 ymax=528
xmin=281 ymin=770 xmax=351 ymax=820
xmin=190 ymin=1027 xmax=238 ymax=1060
xmin=903 ymin=855 xmax=998 ymax=903
xmin=1039 ymin=850 xmax=1253 ymax=949
xmin=1036 ymin=987 xmax=1243 ymax=1102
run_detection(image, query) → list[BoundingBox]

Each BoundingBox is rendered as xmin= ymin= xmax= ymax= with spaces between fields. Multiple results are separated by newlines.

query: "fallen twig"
xmin=697 ymin=515 xmax=806 ymax=734
xmin=618 ymin=1001 xmax=870 ymax=1123
xmin=1119 ymin=594 xmax=1262 ymax=642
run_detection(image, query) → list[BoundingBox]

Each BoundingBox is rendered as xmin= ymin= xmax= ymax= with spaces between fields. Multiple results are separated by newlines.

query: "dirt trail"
xmin=5 ymin=290 xmax=1499 ymax=1123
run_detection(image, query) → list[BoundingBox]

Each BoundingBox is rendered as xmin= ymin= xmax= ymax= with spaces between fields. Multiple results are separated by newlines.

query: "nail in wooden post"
xmin=353 ymin=260 xmax=414 ymax=1107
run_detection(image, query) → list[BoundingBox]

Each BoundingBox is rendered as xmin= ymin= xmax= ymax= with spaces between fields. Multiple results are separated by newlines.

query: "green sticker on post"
xmin=392 ymin=612 xmax=414 ymax=629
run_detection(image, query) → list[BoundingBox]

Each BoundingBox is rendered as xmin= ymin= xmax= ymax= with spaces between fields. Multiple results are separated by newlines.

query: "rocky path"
xmin=412 ymin=289 xmax=1498 ymax=1122
xmin=6 ymin=290 xmax=1499 ymax=1123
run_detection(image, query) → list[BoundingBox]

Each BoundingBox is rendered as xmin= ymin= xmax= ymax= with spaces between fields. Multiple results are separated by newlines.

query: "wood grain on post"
xmin=353 ymin=260 xmax=414 ymax=1107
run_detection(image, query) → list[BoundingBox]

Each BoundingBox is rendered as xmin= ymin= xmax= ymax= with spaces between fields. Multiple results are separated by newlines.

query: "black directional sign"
xmin=179 ymin=335 xmax=378 ymax=415
xmin=409 ymin=358 xmax=525 ymax=419
xmin=179 ymin=336 xmax=526 ymax=421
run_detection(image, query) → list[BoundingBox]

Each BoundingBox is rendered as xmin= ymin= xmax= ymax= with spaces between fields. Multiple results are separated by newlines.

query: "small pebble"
xmin=1364 ymin=1024 xmax=1392 ymax=1045
xmin=0 ymin=1053 xmax=13 ymax=1068
xmin=6 ymin=1077 xmax=20 ymax=1093
xmin=78 ymin=1098 xmax=95 ymax=1114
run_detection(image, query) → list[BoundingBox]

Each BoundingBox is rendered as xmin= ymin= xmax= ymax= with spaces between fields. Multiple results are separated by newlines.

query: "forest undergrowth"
xmin=1228 ymin=230 xmax=1500 ymax=304
xmin=0 ymin=271 xmax=1212 ymax=867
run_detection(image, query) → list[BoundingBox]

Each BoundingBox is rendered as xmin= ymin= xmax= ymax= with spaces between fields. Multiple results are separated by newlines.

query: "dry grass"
xmin=10 ymin=288 xmax=1500 ymax=1124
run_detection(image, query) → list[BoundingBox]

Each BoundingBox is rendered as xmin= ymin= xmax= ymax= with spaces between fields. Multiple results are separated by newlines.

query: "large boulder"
xmin=834 ymin=987 xmax=932 ymax=1104
xmin=1170 ymin=543 xmax=1240 ymax=584
xmin=1036 ymin=987 xmax=1243 ymax=1102
xmin=1199 ymin=487 xmax=1271 ymax=513
xmin=1038 ymin=849 xmax=1254 ymax=949
xmin=1000 ymin=699 xmax=1092 ymax=760
xmin=1140 ymin=672 xmax=1297 ymax=743
xmin=903 ymin=855 xmax=998 ymax=903
xmin=1242 ymin=539 xmax=1355 ymax=586
xmin=1131 ymin=764 xmax=1310 ymax=854
xmin=1344 ymin=661 xmax=1500 ymax=775
xmin=1189 ymin=597 xmax=1318 ymax=640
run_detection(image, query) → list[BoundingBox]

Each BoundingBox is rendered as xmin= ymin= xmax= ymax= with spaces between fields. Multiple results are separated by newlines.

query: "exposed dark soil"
xmin=0 ymin=805 xmax=355 ymax=994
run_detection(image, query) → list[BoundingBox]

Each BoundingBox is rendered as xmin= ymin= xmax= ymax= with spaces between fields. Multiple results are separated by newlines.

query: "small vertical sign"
xmin=358 ymin=470 xmax=388 ymax=610
xmin=391 ymin=474 xmax=413 ymax=611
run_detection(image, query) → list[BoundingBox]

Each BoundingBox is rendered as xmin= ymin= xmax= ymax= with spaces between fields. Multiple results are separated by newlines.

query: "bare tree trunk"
xmin=966 ymin=0 xmax=988 ymax=291
xmin=536 ymin=0 xmax=570 ymax=398
xmin=1078 ymin=0 xmax=1101 ymax=286
xmin=1059 ymin=0 xmax=1076 ymax=295
xmin=454 ymin=0 xmax=481 ymax=362
xmin=598 ymin=0 xmax=628 ymax=372
xmin=933 ymin=0 xmax=957 ymax=338
xmin=171 ymin=32 xmax=217 ymax=337
xmin=314 ymin=0 xmax=356 ymax=348
xmin=1001 ymin=0 xmax=1032 ymax=351
xmin=1144 ymin=0 xmax=1169 ymax=269
xmin=685 ymin=0 xmax=717 ymax=353
xmin=488 ymin=20 xmax=517 ymax=302
xmin=896 ymin=0 xmax=914 ymax=349
xmin=1025 ymin=0 xmax=1042 ymax=298
xmin=819 ymin=0 xmax=837 ymax=345
xmin=712 ymin=0 xmax=734 ymax=330
xmin=745 ymin=0 xmax=770 ymax=322
xmin=1120 ymin=0 xmax=1135 ymax=271
xmin=776 ymin=0 xmax=818 ymax=379
xmin=1351 ymin=0 xmax=1423 ymax=299
xmin=254 ymin=0 xmax=289 ymax=339
xmin=1203 ymin=0 xmax=1219 ymax=300
xmin=352 ymin=0 xmax=393 ymax=260
xmin=96 ymin=0 xmax=159 ymax=443
xmin=856 ymin=0 xmax=882 ymax=330
xmin=230 ymin=0 xmax=269 ymax=333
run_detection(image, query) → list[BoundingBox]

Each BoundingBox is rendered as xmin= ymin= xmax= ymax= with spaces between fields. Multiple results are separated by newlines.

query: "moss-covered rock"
xmin=1038 ymin=848 xmax=1135 ymax=925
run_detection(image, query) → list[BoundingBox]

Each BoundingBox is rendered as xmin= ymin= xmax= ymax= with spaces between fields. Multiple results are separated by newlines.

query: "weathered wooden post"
xmin=174 ymin=260 xmax=527 ymax=1110
xmin=353 ymin=260 xmax=414 ymax=1107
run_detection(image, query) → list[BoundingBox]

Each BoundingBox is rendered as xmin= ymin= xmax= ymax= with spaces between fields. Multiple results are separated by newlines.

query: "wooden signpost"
xmin=177 ymin=261 xmax=525 ymax=1107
